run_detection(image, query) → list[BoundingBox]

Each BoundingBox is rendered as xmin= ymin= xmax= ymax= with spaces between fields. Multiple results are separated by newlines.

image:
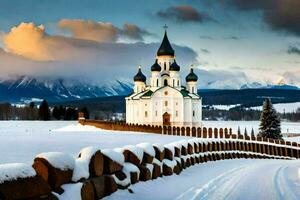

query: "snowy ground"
xmin=105 ymin=159 xmax=300 ymax=200
xmin=202 ymin=121 xmax=300 ymax=135
xmin=0 ymin=121 xmax=299 ymax=164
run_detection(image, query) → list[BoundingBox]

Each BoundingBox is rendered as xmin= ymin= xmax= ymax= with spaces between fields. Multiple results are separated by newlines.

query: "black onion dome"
xmin=157 ymin=31 xmax=175 ymax=56
xmin=134 ymin=67 xmax=146 ymax=82
xmin=186 ymin=68 xmax=198 ymax=82
xmin=151 ymin=59 xmax=161 ymax=71
xmin=169 ymin=60 xmax=180 ymax=71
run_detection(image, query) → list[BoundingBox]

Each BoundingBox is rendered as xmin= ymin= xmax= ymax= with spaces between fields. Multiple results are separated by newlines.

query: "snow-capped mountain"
xmin=0 ymin=76 xmax=133 ymax=103
xmin=240 ymin=82 xmax=299 ymax=90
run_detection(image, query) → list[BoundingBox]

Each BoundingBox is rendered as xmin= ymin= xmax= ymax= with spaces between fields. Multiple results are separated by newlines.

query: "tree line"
xmin=0 ymin=100 xmax=89 ymax=120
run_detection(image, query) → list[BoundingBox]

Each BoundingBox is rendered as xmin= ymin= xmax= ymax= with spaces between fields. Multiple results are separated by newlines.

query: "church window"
xmin=177 ymin=80 xmax=179 ymax=86
xmin=155 ymin=110 xmax=157 ymax=116
xmin=192 ymin=87 xmax=194 ymax=93
xmin=176 ymin=111 xmax=178 ymax=117
xmin=164 ymin=79 xmax=168 ymax=86
xmin=145 ymin=104 xmax=147 ymax=106
xmin=145 ymin=111 xmax=148 ymax=117
xmin=165 ymin=101 xmax=168 ymax=107
xmin=164 ymin=62 xmax=166 ymax=70
xmin=193 ymin=110 xmax=195 ymax=117
xmin=173 ymin=79 xmax=175 ymax=87
xmin=176 ymin=102 xmax=178 ymax=106
xmin=156 ymin=79 xmax=159 ymax=87
xmin=164 ymin=91 xmax=168 ymax=96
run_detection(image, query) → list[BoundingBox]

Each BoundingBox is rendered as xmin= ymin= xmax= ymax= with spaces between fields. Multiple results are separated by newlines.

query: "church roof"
xmin=134 ymin=67 xmax=146 ymax=82
xmin=151 ymin=59 xmax=161 ymax=71
xmin=141 ymin=90 xmax=153 ymax=97
xmin=169 ymin=60 xmax=180 ymax=71
xmin=157 ymin=31 xmax=175 ymax=57
xmin=186 ymin=68 xmax=198 ymax=82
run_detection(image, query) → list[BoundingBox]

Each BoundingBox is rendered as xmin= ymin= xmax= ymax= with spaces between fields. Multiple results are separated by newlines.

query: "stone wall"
xmin=1 ymin=136 xmax=299 ymax=199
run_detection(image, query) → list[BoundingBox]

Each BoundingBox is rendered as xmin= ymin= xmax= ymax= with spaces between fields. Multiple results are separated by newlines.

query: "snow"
xmin=53 ymin=123 xmax=100 ymax=132
xmin=202 ymin=120 xmax=300 ymax=135
xmin=0 ymin=121 xmax=187 ymax=164
xmin=123 ymin=162 xmax=140 ymax=177
xmin=105 ymin=159 xmax=300 ymax=200
xmin=0 ymin=163 xmax=36 ymax=183
xmin=285 ymin=136 xmax=300 ymax=143
xmin=72 ymin=146 xmax=99 ymax=181
xmin=122 ymin=145 xmax=144 ymax=163
xmin=251 ymin=102 xmax=300 ymax=113
xmin=162 ymin=159 xmax=177 ymax=169
xmin=102 ymin=149 xmax=125 ymax=165
xmin=136 ymin=143 xmax=155 ymax=157
xmin=56 ymin=183 xmax=83 ymax=200
xmin=36 ymin=152 xmax=75 ymax=171
xmin=153 ymin=143 xmax=164 ymax=152
xmin=208 ymin=104 xmax=240 ymax=110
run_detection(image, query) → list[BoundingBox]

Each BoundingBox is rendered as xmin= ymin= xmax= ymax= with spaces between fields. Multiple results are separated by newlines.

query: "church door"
xmin=163 ymin=112 xmax=171 ymax=126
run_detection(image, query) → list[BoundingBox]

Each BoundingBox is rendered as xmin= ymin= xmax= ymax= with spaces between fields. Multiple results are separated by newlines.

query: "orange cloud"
xmin=3 ymin=23 xmax=54 ymax=61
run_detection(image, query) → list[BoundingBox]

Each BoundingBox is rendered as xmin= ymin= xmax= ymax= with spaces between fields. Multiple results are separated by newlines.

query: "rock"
xmin=123 ymin=150 xmax=141 ymax=166
xmin=138 ymin=165 xmax=151 ymax=181
xmin=162 ymin=164 xmax=173 ymax=176
xmin=33 ymin=158 xmax=73 ymax=190
xmin=164 ymin=148 xmax=173 ymax=160
xmin=81 ymin=180 xmax=95 ymax=200
xmin=0 ymin=175 xmax=51 ymax=200
xmin=90 ymin=175 xmax=117 ymax=199
xmin=102 ymin=155 xmax=123 ymax=174
xmin=152 ymin=163 xmax=161 ymax=179
xmin=153 ymin=146 xmax=164 ymax=161
xmin=142 ymin=152 xmax=153 ymax=164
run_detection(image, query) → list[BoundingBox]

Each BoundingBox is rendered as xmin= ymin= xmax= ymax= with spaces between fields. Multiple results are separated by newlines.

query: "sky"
xmin=0 ymin=0 xmax=299 ymax=89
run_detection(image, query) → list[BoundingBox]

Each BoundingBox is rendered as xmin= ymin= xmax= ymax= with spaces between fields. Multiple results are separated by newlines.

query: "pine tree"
xmin=244 ymin=127 xmax=248 ymax=137
xmin=237 ymin=126 xmax=241 ymax=136
xmin=52 ymin=106 xmax=60 ymax=120
xmin=80 ymin=107 xmax=90 ymax=119
xmin=258 ymin=98 xmax=282 ymax=139
xmin=38 ymin=100 xmax=50 ymax=120
xmin=251 ymin=127 xmax=255 ymax=138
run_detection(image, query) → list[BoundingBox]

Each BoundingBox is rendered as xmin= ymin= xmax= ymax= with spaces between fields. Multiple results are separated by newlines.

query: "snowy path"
xmin=105 ymin=159 xmax=300 ymax=200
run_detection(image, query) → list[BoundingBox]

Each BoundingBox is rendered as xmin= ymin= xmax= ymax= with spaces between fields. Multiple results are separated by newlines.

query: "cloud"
xmin=287 ymin=45 xmax=300 ymax=55
xmin=200 ymin=49 xmax=210 ymax=53
xmin=199 ymin=35 xmax=214 ymax=40
xmin=223 ymin=36 xmax=239 ymax=40
xmin=0 ymin=22 xmax=198 ymax=83
xmin=157 ymin=5 xmax=212 ymax=23
xmin=222 ymin=0 xmax=300 ymax=36
xmin=58 ymin=19 xmax=152 ymax=42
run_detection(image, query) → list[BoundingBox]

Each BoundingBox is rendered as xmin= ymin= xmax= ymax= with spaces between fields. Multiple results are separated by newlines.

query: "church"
xmin=125 ymin=29 xmax=202 ymax=126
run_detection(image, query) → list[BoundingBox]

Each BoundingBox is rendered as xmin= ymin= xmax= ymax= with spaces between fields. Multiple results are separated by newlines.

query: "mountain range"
xmin=0 ymin=76 xmax=299 ymax=104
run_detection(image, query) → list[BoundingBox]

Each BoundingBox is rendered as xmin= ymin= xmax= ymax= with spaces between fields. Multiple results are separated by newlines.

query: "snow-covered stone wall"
xmin=0 ymin=137 xmax=299 ymax=199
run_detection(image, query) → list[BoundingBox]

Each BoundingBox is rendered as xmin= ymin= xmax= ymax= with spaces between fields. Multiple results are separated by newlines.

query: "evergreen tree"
xmin=237 ymin=126 xmax=241 ymax=136
xmin=251 ymin=127 xmax=255 ymax=138
xmin=38 ymin=100 xmax=50 ymax=120
xmin=80 ymin=107 xmax=90 ymax=119
xmin=52 ymin=106 xmax=60 ymax=120
xmin=244 ymin=127 xmax=248 ymax=137
xmin=59 ymin=105 xmax=66 ymax=119
xmin=258 ymin=98 xmax=282 ymax=139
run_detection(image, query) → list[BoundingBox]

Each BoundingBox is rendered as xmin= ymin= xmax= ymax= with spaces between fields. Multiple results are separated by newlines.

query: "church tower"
xmin=126 ymin=28 xmax=202 ymax=126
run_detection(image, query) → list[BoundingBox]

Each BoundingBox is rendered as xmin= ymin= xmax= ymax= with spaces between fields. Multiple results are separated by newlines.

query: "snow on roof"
xmin=102 ymin=149 xmax=125 ymax=165
xmin=36 ymin=152 xmax=75 ymax=171
xmin=72 ymin=146 xmax=99 ymax=182
xmin=0 ymin=163 xmax=36 ymax=184
xmin=136 ymin=143 xmax=155 ymax=157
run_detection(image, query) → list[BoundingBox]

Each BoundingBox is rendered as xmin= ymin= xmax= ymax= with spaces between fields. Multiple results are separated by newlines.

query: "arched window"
xmin=145 ymin=111 xmax=148 ymax=117
xmin=164 ymin=62 xmax=166 ymax=70
xmin=192 ymin=87 xmax=194 ymax=93
xmin=173 ymin=79 xmax=175 ymax=87
xmin=193 ymin=110 xmax=195 ymax=117
xmin=164 ymin=79 xmax=168 ymax=86
xmin=156 ymin=79 xmax=159 ymax=87
xmin=177 ymin=80 xmax=179 ymax=86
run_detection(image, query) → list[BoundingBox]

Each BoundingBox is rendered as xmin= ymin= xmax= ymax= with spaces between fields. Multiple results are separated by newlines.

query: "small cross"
xmin=163 ymin=24 xmax=168 ymax=30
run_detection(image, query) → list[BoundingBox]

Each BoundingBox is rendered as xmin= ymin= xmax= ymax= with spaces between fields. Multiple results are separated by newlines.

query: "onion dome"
xmin=186 ymin=68 xmax=198 ymax=82
xmin=157 ymin=31 xmax=175 ymax=57
xmin=169 ymin=60 xmax=180 ymax=71
xmin=134 ymin=66 xmax=146 ymax=82
xmin=151 ymin=59 xmax=161 ymax=72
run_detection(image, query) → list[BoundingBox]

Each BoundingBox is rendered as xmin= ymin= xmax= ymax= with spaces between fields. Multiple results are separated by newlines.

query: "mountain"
xmin=0 ymin=76 xmax=133 ymax=103
xmin=240 ymin=82 xmax=299 ymax=90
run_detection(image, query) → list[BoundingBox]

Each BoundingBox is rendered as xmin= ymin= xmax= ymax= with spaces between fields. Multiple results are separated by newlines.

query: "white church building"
xmin=125 ymin=30 xmax=202 ymax=126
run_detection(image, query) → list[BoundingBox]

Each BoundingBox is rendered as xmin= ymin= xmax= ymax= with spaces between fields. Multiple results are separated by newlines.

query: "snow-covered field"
xmin=0 ymin=121 xmax=299 ymax=200
xmin=202 ymin=120 xmax=300 ymax=135
xmin=105 ymin=159 xmax=300 ymax=200
xmin=0 ymin=120 xmax=299 ymax=164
